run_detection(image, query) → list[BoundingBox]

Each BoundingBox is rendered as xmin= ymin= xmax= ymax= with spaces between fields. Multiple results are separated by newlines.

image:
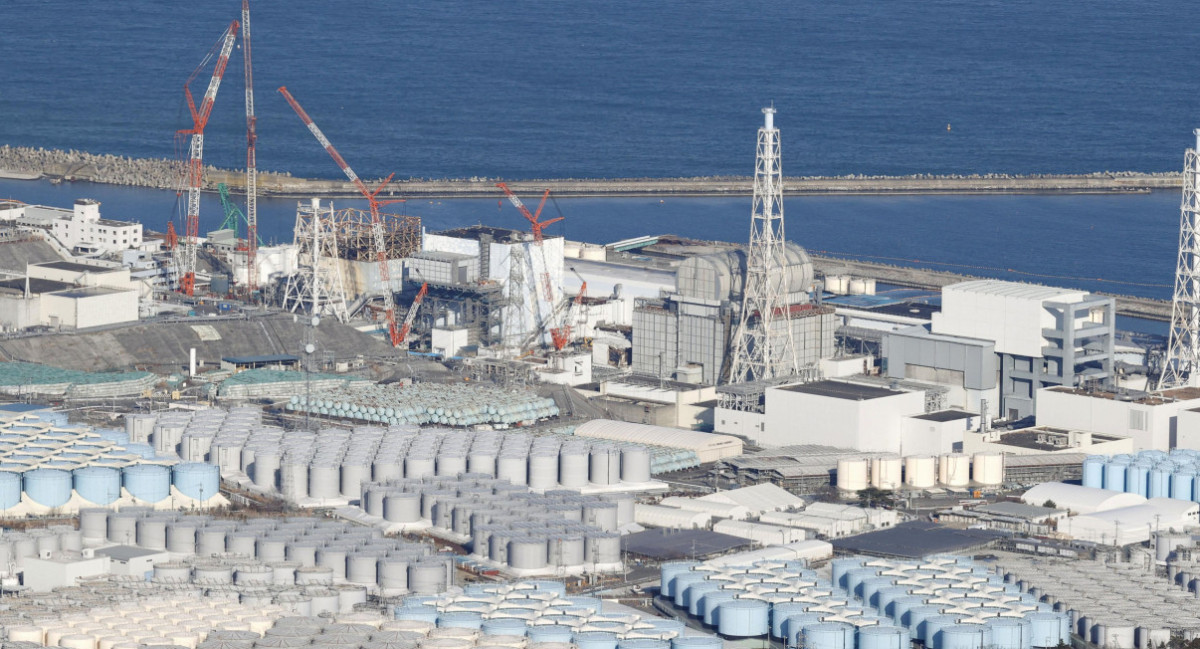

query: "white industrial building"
xmin=1020 ymin=482 xmax=1147 ymax=515
xmin=572 ymin=419 xmax=743 ymax=463
xmin=41 ymin=199 xmax=143 ymax=254
xmin=0 ymin=260 xmax=139 ymax=330
xmin=963 ymin=425 xmax=1134 ymax=456
xmin=711 ymin=520 xmax=807 ymax=545
xmin=1036 ymin=386 xmax=1200 ymax=451
xmin=760 ymin=379 xmax=925 ymax=451
xmin=931 ymin=280 xmax=1115 ymax=420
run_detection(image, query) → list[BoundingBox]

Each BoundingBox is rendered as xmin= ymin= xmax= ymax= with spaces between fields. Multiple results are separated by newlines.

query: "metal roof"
xmin=912 ymin=410 xmax=975 ymax=422
xmin=778 ymin=380 xmax=904 ymax=401
xmin=221 ymin=354 xmax=301 ymax=364
xmin=94 ymin=545 xmax=166 ymax=561
xmin=699 ymin=483 xmax=805 ymax=512
xmin=974 ymin=501 xmax=1063 ymax=520
xmin=35 ymin=260 xmax=118 ymax=273
xmin=619 ymin=528 xmax=750 ymax=560
xmin=830 ymin=521 xmax=1007 ymax=558
xmin=946 ymin=279 xmax=1086 ymax=301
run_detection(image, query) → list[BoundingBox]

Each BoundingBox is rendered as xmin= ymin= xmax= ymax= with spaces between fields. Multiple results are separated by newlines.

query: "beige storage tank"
xmin=939 ymin=453 xmax=970 ymax=487
xmin=825 ymin=275 xmax=851 ymax=295
xmin=870 ymin=456 xmax=902 ymax=490
xmin=579 ymin=244 xmax=606 ymax=261
xmin=904 ymin=455 xmax=937 ymax=488
xmin=972 ymin=452 xmax=1004 ymax=486
xmin=836 ymin=458 xmax=869 ymax=492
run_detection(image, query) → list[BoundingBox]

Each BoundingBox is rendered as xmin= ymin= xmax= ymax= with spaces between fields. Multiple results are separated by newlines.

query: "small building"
xmin=21 ymin=551 xmax=110 ymax=592
xmin=937 ymin=501 xmax=1067 ymax=535
xmin=760 ymin=379 xmax=926 ymax=452
xmin=882 ymin=325 xmax=999 ymax=420
xmin=901 ymin=409 xmax=976 ymax=456
xmin=0 ymin=260 xmax=139 ymax=331
xmin=49 ymin=199 xmax=144 ymax=254
xmin=1036 ymin=386 xmax=1200 ymax=451
xmin=573 ymin=419 xmax=743 ymax=463
xmin=963 ymin=425 xmax=1133 ymax=457
xmin=220 ymin=354 xmax=301 ymax=372
xmin=93 ymin=546 xmax=169 ymax=579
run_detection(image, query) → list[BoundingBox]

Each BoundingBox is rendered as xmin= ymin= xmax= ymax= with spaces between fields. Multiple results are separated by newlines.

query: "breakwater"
xmin=0 ymin=145 xmax=1182 ymax=197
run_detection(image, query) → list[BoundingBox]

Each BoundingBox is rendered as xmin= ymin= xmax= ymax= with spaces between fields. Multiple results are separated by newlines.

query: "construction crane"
xmin=241 ymin=0 xmax=259 ymax=294
xmin=217 ymin=183 xmax=262 ymax=244
xmin=278 ymin=86 xmax=403 ymax=346
xmin=176 ymin=20 xmax=240 ymax=297
xmin=550 ymin=268 xmax=587 ymax=351
xmin=398 ymin=282 xmax=428 ymax=344
xmin=495 ymin=183 xmax=562 ymax=303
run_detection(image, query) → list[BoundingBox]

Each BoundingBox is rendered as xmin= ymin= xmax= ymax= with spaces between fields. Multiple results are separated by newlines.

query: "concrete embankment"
xmin=0 ymin=145 xmax=1182 ymax=197
xmin=811 ymin=254 xmax=1172 ymax=322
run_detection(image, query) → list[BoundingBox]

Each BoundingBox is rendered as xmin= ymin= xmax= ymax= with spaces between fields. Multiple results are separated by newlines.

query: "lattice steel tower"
xmin=283 ymin=199 xmax=349 ymax=323
xmin=1161 ymin=129 xmax=1200 ymax=389
xmin=729 ymin=107 xmax=799 ymax=383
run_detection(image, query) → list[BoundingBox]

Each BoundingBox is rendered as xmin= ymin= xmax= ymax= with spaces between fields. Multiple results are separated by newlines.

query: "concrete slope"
xmin=1 ymin=314 xmax=395 ymax=372
xmin=0 ymin=240 xmax=63 ymax=274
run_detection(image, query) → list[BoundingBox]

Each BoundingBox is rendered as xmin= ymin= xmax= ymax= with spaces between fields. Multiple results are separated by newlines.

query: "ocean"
xmin=2 ymin=1 xmax=1197 ymax=179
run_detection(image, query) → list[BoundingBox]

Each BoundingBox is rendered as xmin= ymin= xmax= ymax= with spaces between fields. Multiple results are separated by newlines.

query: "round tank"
xmin=408 ymin=559 xmax=449 ymax=595
xmin=405 ymin=456 xmax=435 ymax=480
xmin=617 ymin=641 xmax=668 ymax=649
xmin=589 ymin=448 xmax=622 ymax=485
xmin=871 ymin=457 xmax=902 ymax=490
xmin=670 ymin=637 xmax=722 ymax=649
xmin=529 ymin=453 xmax=559 ymax=491
xmin=621 ymin=447 xmax=651 ymax=484
xmin=574 ymin=632 xmax=619 ymax=649
xmin=1104 ymin=459 xmax=1129 ymax=492
xmin=497 ymin=455 xmax=528 ymax=485
xmin=23 ymin=468 xmax=72 ymax=507
xmin=481 ymin=619 xmax=528 ymax=636
xmin=717 ymin=599 xmax=769 ymax=637
xmin=838 ymin=459 xmax=869 ymax=492
xmin=122 ymin=464 xmax=170 ymax=502
xmin=1173 ymin=469 xmax=1196 ymax=501
xmin=585 ymin=532 xmax=620 ymax=564
xmin=1025 ymin=612 xmax=1070 ymax=648
xmin=971 ymin=453 xmax=1004 ymax=486
xmin=559 ymin=448 xmax=589 ymax=489
xmin=986 ymin=617 xmax=1033 ymax=649
xmin=940 ymin=454 xmax=970 ymax=487
xmin=919 ymin=616 xmax=964 ymax=645
xmin=702 ymin=592 xmax=739 ymax=626
xmin=438 ymin=611 xmax=484 ymax=630
xmin=1128 ymin=462 xmax=1151 ymax=497
xmin=1082 ymin=457 xmax=1105 ymax=489
xmin=384 ymin=493 xmax=421 ymax=523
xmin=800 ymin=622 xmax=856 ymax=649
xmin=905 ymin=456 xmax=937 ymax=488
xmin=308 ymin=464 xmax=341 ymax=499
xmin=72 ymin=467 xmax=120 ymax=505
xmin=135 ymin=517 xmax=169 ymax=550
xmin=936 ymin=624 xmax=992 ymax=649
xmin=346 ymin=553 xmax=379 ymax=585
xmin=772 ymin=603 xmax=812 ymax=638
xmin=857 ymin=626 xmax=909 ymax=649
xmin=582 ymin=502 xmax=619 ymax=532
xmin=1149 ymin=465 xmax=1173 ymax=498
xmin=528 ymin=626 xmax=574 ymax=644
xmin=172 ymin=463 xmax=220 ymax=501
xmin=660 ymin=562 xmax=697 ymax=598
xmin=79 ymin=508 xmax=108 ymax=541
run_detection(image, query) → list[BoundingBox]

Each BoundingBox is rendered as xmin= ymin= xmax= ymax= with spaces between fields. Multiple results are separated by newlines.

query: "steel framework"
xmin=241 ymin=0 xmax=259 ymax=293
xmin=728 ymin=107 xmax=799 ymax=383
xmin=328 ymin=207 xmax=421 ymax=262
xmin=1161 ymin=130 xmax=1200 ymax=389
xmin=283 ymin=199 xmax=349 ymax=322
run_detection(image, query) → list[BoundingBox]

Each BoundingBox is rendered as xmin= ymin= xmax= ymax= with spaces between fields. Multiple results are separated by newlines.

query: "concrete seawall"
xmin=0 ymin=145 xmax=1182 ymax=197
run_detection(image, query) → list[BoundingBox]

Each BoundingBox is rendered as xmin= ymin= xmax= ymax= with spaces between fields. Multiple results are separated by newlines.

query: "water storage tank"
xmin=871 ymin=456 xmax=902 ymax=490
xmin=621 ymin=447 xmax=652 ymax=484
xmin=1172 ymin=469 xmax=1196 ymax=501
xmin=935 ymin=623 xmax=992 ymax=649
xmin=559 ymin=447 xmax=589 ymax=489
xmin=408 ymin=559 xmax=449 ymax=595
xmin=800 ymin=622 xmax=856 ymax=649
xmin=716 ymin=599 xmax=769 ymax=637
xmin=590 ymin=447 xmax=622 ymax=485
xmin=23 ymin=468 xmax=72 ymax=508
xmin=384 ymin=493 xmax=421 ymax=523
xmin=481 ymin=618 xmax=528 ymax=637
xmin=1082 ymin=457 xmax=1105 ymax=489
xmin=173 ymin=463 xmax=220 ymax=501
xmin=135 ymin=517 xmax=168 ymax=550
xmin=78 ymin=508 xmax=108 ymax=542
xmin=122 ymin=464 xmax=170 ymax=502
xmin=1127 ymin=461 xmax=1151 ymax=497
xmin=670 ymin=637 xmax=722 ymax=649
xmin=904 ymin=456 xmax=937 ymax=488
xmin=528 ymin=626 xmax=574 ymax=644
xmin=1025 ymin=612 xmax=1069 ymax=648
xmin=837 ymin=459 xmax=869 ymax=492
xmin=72 ymin=467 xmax=120 ymax=506
xmin=939 ymin=454 xmax=970 ymax=487
xmin=497 ymin=455 xmax=528 ymax=485
xmin=529 ymin=453 xmax=559 ymax=491
xmin=1149 ymin=464 xmax=1173 ymax=498
xmin=1104 ymin=460 xmax=1128 ymax=492
xmin=660 ymin=562 xmax=697 ymax=598
xmin=971 ymin=453 xmax=1004 ymax=486
xmin=985 ymin=617 xmax=1032 ymax=649
xmin=857 ymin=625 xmax=909 ymax=649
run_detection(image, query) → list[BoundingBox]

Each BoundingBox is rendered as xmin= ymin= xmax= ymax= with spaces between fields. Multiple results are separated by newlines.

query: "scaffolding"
xmin=282 ymin=199 xmax=349 ymax=322
xmin=330 ymin=207 xmax=421 ymax=262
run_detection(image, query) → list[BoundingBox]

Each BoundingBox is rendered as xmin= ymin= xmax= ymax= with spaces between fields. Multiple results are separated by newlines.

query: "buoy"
xmin=947 ymin=123 xmax=952 ymax=132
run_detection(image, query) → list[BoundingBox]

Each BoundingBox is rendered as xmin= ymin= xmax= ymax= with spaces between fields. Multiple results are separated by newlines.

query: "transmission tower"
xmin=1161 ymin=129 xmax=1200 ymax=389
xmin=728 ymin=107 xmax=798 ymax=384
xmin=283 ymin=199 xmax=349 ymax=322
xmin=505 ymin=245 xmax=532 ymax=351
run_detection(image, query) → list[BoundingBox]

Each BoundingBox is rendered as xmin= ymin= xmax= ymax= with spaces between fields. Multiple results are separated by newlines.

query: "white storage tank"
xmin=838 ymin=459 xmax=869 ymax=492
xmin=971 ymin=453 xmax=1004 ymax=486
xmin=904 ymin=456 xmax=937 ymax=488
xmin=871 ymin=457 xmax=902 ymax=490
xmin=939 ymin=454 xmax=970 ymax=487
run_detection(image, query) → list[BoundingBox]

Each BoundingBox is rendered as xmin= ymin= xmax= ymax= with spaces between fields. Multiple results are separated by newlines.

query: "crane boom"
xmin=278 ymin=86 xmax=403 ymax=346
xmin=242 ymin=0 xmax=258 ymax=293
xmin=398 ymin=282 xmax=428 ymax=344
xmin=177 ymin=20 xmax=239 ymax=297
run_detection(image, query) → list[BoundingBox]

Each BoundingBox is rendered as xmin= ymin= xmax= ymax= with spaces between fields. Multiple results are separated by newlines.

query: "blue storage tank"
xmin=701 ymin=591 xmax=739 ymax=626
xmin=860 ymin=576 xmax=898 ymax=604
xmin=482 ymin=618 xmax=528 ymax=636
xmin=856 ymin=625 xmax=910 ymax=649
xmin=566 ymin=595 xmax=604 ymax=613
xmin=96 ymin=429 xmax=130 ymax=445
xmin=901 ymin=605 xmax=944 ymax=630
xmin=1103 ymin=460 xmax=1128 ymax=491
xmin=784 ymin=615 xmax=825 ymax=647
xmin=1149 ymin=463 xmax=1174 ymax=498
xmin=393 ymin=605 xmax=438 ymax=623
xmin=772 ymin=602 xmax=812 ymax=638
xmin=1082 ymin=457 xmax=1105 ymax=488
xmin=1025 ymin=612 xmax=1069 ymax=648
xmin=1128 ymin=462 xmax=1151 ymax=497
xmin=528 ymin=626 xmax=575 ymax=644
xmin=832 ymin=558 xmax=866 ymax=589
xmin=873 ymin=586 xmax=912 ymax=615
xmin=673 ymin=572 xmax=708 ymax=607
xmin=660 ymin=562 xmax=696 ymax=598
xmin=686 ymin=582 xmax=722 ymax=616
xmin=919 ymin=615 xmax=964 ymax=645
xmin=574 ymin=632 xmax=619 ymax=649
xmin=22 ymin=468 xmax=72 ymax=508
xmin=986 ymin=617 xmax=1033 ymax=649
xmin=524 ymin=579 xmax=567 ymax=596
xmin=845 ymin=568 xmax=881 ymax=597
xmin=1173 ymin=469 xmax=1196 ymax=501
xmin=800 ymin=622 xmax=856 ymax=649
xmin=935 ymin=623 xmax=992 ymax=649
xmin=670 ymin=637 xmax=722 ymax=649
xmin=122 ymin=464 xmax=171 ymax=502
xmin=121 ymin=444 xmax=157 ymax=459
xmin=437 ymin=611 xmax=483 ymax=630
xmin=717 ymin=599 xmax=769 ymax=637
xmin=0 ymin=472 xmax=19 ymax=509
xmin=890 ymin=596 xmax=930 ymax=623
xmin=172 ymin=462 xmax=219 ymax=500
xmin=72 ymin=466 xmax=121 ymax=505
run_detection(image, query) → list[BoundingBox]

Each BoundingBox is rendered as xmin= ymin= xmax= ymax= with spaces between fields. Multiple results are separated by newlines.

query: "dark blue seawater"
xmin=1 ymin=1 xmax=1197 ymax=179
xmin=0 ymin=178 xmax=1178 ymax=305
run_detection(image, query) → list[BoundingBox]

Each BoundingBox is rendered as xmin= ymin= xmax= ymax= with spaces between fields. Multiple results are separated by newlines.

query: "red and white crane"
xmin=495 ymin=182 xmax=562 ymax=304
xmin=241 ymin=0 xmax=258 ymax=294
xmin=176 ymin=20 xmax=240 ymax=297
xmin=398 ymin=282 xmax=428 ymax=344
xmin=278 ymin=86 xmax=403 ymax=346
xmin=550 ymin=268 xmax=587 ymax=351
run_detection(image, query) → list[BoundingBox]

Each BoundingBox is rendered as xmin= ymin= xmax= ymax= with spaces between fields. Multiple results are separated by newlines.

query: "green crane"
xmin=217 ymin=182 xmax=262 ymax=244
